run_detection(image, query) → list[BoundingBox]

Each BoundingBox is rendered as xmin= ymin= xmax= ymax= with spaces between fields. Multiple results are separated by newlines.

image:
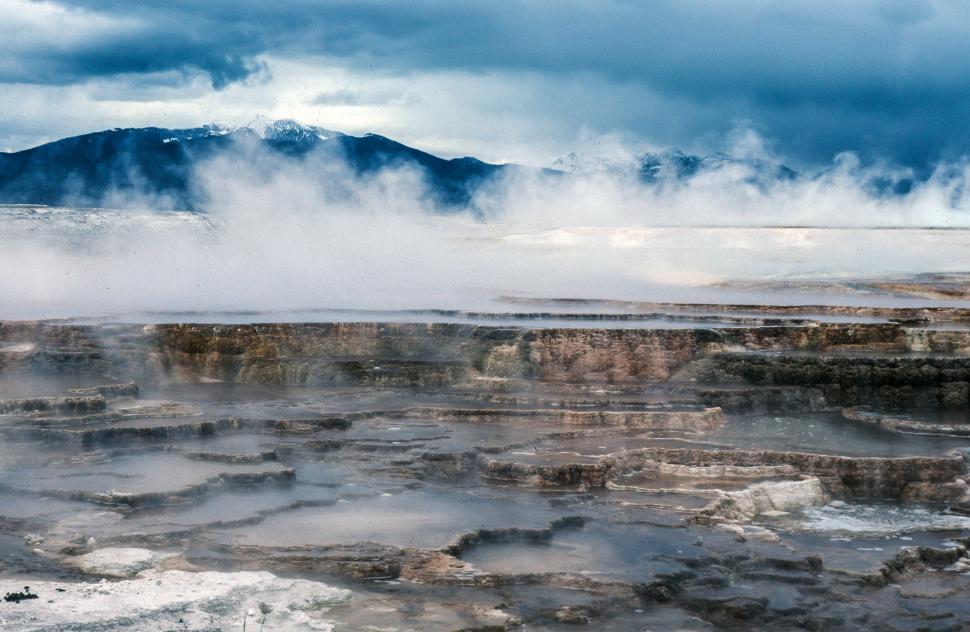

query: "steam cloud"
xmin=1 ymin=134 xmax=969 ymax=320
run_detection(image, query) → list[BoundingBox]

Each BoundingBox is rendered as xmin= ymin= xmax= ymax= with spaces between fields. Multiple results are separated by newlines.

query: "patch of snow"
xmin=0 ymin=569 xmax=352 ymax=631
xmin=0 ymin=205 xmax=216 ymax=239
xmin=159 ymin=124 xmax=233 ymax=144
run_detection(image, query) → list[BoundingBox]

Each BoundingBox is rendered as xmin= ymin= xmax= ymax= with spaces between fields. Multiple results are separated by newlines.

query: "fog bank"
xmin=1 ymin=140 xmax=969 ymax=319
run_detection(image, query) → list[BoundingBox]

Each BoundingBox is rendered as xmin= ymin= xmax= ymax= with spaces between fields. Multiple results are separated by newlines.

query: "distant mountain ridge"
xmin=0 ymin=120 xmax=923 ymax=212
xmin=552 ymin=148 xmax=800 ymax=189
xmin=0 ymin=120 xmax=512 ymax=211
xmin=551 ymin=148 xmax=928 ymax=198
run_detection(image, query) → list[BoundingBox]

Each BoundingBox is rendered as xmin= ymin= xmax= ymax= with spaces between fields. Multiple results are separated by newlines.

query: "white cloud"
xmin=0 ymin=0 xmax=131 ymax=50
xmin=0 ymin=56 xmax=713 ymax=166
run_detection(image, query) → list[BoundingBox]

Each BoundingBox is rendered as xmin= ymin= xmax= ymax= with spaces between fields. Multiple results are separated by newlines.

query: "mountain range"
xmin=0 ymin=120 xmax=513 ymax=211
xmin=552 ymin=148 xmax=800 ymax=190
xmin=0 ymin=120 xmax=918 ymax=212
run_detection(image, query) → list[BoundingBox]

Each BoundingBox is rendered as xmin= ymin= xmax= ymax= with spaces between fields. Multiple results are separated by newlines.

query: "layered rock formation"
xmin=2 ymin=305 xmax=970 ymax=630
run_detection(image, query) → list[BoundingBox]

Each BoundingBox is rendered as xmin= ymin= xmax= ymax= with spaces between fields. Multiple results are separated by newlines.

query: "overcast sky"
xmin=2 ymin=0 xmax=969 ymax=169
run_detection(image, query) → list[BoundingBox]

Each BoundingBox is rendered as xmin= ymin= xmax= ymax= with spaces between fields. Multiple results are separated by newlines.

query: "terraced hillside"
xmin=2 ymin=305 xmax=970 ymax=630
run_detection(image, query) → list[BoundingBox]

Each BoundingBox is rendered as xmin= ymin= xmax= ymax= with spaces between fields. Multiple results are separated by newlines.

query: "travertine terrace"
xmin=3 ymin=300 xmax=970 ymax=630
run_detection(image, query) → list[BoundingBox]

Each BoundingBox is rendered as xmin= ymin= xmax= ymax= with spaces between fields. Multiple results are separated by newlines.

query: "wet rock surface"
xmin=2 ymin=306 xmax=970 ymax=630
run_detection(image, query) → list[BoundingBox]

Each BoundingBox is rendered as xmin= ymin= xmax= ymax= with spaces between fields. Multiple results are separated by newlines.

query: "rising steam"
xmin=1 ymin=133 xmax=969 ymax=319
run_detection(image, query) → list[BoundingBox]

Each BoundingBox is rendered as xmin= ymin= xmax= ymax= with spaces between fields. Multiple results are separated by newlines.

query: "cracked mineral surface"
xmin=3 ymin=299 xmax=970 ymax=630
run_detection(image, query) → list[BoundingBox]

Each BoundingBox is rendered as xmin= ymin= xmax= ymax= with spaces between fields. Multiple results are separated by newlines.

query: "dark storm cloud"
xmin=6 ymin=0 xmax=970 ymax=167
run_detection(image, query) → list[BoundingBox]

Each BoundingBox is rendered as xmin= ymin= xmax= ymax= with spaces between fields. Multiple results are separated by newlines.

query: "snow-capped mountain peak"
xmin=261 ymin=118 xmax=343 ymax=142
xmin=550 ymin=152 xmax=638 ymax=176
